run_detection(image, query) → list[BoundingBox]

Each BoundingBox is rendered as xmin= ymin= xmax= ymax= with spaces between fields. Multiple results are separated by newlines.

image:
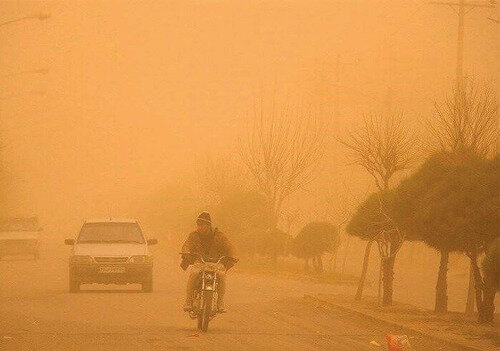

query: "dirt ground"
xmin=313 ymin=293 xmax=498 ymax=351
xmin=0 ymin=242 xmax=468 ymax=350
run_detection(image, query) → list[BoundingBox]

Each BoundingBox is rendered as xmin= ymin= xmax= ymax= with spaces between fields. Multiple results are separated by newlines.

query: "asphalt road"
xmin=0 ymin=246 xmax=461 ymax=350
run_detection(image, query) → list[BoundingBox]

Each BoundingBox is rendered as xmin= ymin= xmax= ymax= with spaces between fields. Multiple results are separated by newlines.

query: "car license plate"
xmin=99 ymin=266 xmax=125 ymax=274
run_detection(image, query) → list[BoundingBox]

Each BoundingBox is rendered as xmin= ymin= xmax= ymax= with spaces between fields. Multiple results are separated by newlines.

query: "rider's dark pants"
xmin=185 ymin=265 xmax=226 ymax=307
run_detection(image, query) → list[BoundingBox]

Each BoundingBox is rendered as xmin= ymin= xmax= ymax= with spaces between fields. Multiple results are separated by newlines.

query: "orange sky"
xmin=0 ymin=0 xmax=498 ymax=231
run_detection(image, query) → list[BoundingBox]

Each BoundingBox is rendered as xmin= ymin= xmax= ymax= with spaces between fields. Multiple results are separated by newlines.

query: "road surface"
xmin=0 ymin=244 xmax=461 ymax=350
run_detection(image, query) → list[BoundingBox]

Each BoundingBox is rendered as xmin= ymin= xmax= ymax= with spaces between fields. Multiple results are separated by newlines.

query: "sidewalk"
xmin=305 ymin=293 xmax=498 ymax=351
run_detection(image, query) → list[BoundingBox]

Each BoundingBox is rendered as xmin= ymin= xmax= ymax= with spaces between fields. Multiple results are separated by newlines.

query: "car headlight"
xmin=71 ymin=255 xmax=93 ymax=264
xmin=129 ymin=255 xmax=152 ymax=264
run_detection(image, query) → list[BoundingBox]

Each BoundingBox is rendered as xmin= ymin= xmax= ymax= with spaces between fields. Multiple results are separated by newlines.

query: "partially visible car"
xmin=0 ymin=217 xmax=42 ymax=260
xmin=65 ymin=218 xmax=158 ymax=293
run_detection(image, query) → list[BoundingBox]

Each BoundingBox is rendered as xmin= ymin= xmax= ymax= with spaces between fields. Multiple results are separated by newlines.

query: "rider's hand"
xmin=221 ymin=257 xmax=237 ymax=270
xmin=181 ymin=253 xmax=195 ymax=263
xmin=180 ymin=259 xmax=190 ymax=271
xmin=180 ymin=253 xmax=195 ymax=270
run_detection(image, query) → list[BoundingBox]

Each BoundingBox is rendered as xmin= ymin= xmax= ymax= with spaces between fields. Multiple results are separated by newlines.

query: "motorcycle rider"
xmin=180 ymin=211 xmax=236 ymax=313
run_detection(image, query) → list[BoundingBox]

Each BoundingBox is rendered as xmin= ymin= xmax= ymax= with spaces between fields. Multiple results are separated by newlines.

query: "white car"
xmin=65 ymin=219 xmax=157 ymax=293
xmin=0 ymin=217 xmax=42 ymax=260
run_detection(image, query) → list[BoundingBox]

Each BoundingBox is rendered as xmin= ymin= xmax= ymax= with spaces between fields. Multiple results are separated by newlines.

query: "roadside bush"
xmin=293 ymin=222 xmax=339 ymax=273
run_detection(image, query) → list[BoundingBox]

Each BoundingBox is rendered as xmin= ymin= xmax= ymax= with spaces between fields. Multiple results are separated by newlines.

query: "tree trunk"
xmin=471 ymin=257 xmax=485 ymax=323
xmin=481 ymin=242 xmax=498 ymax=324
xmin=382 ymin=255 xmax=396 ymax=306
xmin=312 ymin=256 xmax=320 ymax=273
xmin=271 ymin=249 xmax=278 ymax=266
xmin=330 ymin=250 xmax=337 ymax=273
xmin=304 ymin=258 xmax=310 ymax=272
xmin=341 ymin=236 xmax=351 ymax=276
xmin=267 ymin=207 xmax=279 ymax=264
xmin=469 ymin=252 xmax=493 ymax=324
xmin=317 ymin=255 xmax=323 ymax=273
xmin=377 ymin=259 xmax=382 ymax=304
xmin=435 ymin=250 xmax=449 ymax=313
xmin=465 ymin=264 xmax=475 ymax=315
xmin=355 ymin=241 xmax=373 ymax=301
xmin=481 ymin=287 xmax=496 ymax=324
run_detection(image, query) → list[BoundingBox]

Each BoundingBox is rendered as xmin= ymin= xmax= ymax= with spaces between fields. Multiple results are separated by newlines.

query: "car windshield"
xmin=77 ymin=222 xmax=144 ymax=244
xmin=0 ymin=218 xmax=40 ymax=232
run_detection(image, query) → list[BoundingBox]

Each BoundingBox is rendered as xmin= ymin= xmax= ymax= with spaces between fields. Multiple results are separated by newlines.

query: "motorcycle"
xmin=180 ymin=253 xmax=237 ymax=332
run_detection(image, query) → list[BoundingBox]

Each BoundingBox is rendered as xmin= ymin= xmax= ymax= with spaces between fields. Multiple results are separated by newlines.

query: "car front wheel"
xmin=69 ymin=271 xmax=80 ymax=293
xmin=141 ymin=270 xmax=153 ymax=293
xmin=142 ymin=280 xmax=153 ymax=293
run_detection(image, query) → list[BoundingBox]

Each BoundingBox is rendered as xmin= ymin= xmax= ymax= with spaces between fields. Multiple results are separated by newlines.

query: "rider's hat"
xmin=196 ymin=211 xmax=212 ymax=225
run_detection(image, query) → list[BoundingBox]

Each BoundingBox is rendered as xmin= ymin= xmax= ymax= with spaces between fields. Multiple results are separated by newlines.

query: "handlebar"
xmin=180 ymin=252 xmax=238 ymax=265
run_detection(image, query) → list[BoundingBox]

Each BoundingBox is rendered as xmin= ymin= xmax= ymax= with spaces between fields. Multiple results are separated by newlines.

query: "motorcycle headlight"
xmin=129 ymin=255 xmax=152 ymax=264
xmin=71 ymin=255 xmax=93 ymax=264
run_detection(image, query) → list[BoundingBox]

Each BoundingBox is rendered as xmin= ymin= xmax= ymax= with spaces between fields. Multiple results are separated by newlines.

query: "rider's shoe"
xmin=217 ymin=302 xmax=227 ymax=313
xmin=183 ymin=303 xmax=193 ymax=312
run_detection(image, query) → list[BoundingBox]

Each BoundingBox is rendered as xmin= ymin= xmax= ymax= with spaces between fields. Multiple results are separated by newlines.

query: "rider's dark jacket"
xmin=180 ymin=228 xmax=235 ymax=271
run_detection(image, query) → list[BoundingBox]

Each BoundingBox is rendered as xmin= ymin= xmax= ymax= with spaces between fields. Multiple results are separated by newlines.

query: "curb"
xmin=303 ymin=294 xmax=485 ymax=351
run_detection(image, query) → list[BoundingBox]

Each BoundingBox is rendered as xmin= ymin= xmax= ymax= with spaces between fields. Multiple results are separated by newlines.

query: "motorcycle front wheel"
xmin=198 ymin=290 xmax=214 ymax=332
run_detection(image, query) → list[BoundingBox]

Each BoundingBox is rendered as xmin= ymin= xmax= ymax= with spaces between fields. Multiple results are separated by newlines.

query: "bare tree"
xmin=340 ymin=112 xmax=417 ymax=304
xmin=197 ymin=153 xmax=245 ymax=206
xmin=341 ymin=112 xmax=417 ymax=191
xmin=238 ymin=98 xmax=325 ymax=237
xmin=282 ymin=208 xmax=303 ymax=234
xmin=430 ymin=80 xmax=498 ymax=158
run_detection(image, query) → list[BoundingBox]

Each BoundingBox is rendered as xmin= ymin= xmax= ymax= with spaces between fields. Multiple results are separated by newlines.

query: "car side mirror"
xmin=147 ymin=239 xmax=158 ymax=246
xmin=65 ymin=238 xmax=75 ymax=245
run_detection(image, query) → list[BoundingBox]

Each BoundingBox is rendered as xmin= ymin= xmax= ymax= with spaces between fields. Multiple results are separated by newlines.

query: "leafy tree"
xmin=293 ymin=222 xmax=339 ymax=273
xmin=393 ymin=153 xmax=499 ymax=318
xmin=340 ymin=112 xmax=417 ymax=304
xmin=346 ymin=191 xmax=396 ymax=242
xmin=391 ymin=153 xmax=462 ymax=313
xmin=429 ymin=79 xmax=498 ymax=313
xmin=346 ymin=190 xmax=409 ymax=303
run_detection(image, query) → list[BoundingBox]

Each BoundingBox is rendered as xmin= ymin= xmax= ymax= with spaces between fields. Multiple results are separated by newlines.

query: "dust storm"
xmin=0 ymin=1 xmax=498 ymax=350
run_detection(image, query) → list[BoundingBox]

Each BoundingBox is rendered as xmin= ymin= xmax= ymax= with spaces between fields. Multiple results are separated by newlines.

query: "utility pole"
xmin=314 ymin=59 xmax=332 ymax=121
xmin=457 ymin=0 xmax=465 ymax=86
xmin=333 ymin=54 xmax=340 ymax=121
xmin=429 ymin=0 xmax=496 ymax=87
xmin=0 ymin=11 xmax=51 ymax=213
xmin=330 ymin=54 xmax=360 ymax=122
xmin=314 ymin=54 xmax=345 ymax=122
xmin=430 ymin=0 xmax=496 ymax=316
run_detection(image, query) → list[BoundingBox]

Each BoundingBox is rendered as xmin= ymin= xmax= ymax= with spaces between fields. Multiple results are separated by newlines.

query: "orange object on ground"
xmin=385 ymin=334 xmax=412 ymax=351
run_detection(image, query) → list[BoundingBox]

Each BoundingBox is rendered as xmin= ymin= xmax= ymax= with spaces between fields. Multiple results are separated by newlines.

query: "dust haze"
xmin=0 ymin=1 xmax=498 ymax=350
